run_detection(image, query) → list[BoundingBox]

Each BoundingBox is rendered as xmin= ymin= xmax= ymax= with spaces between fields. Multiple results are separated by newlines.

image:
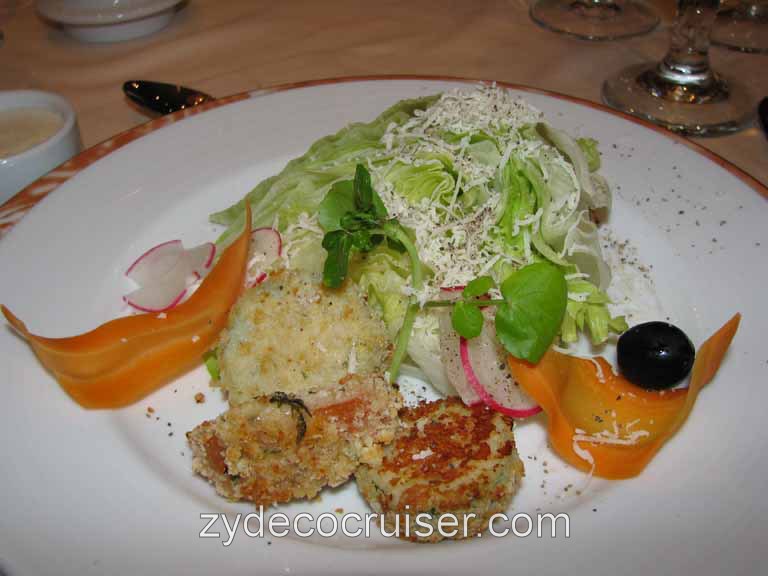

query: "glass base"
xmin=602 ymin=63 xmax=754 ymax=136
xmin=530 ymin=0 xmax=659 ymax=41
xmin=711 ymin=7 xmax=768 ymax=54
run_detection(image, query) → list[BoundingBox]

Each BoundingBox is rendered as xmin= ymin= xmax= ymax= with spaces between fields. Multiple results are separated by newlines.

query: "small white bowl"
xmin=36 ymin=0 xmax=184 ymax=43
xmin=0 ymin=90 xmax=82 ymax=205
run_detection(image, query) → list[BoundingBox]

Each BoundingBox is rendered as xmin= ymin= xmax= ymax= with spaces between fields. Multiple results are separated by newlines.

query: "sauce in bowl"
xmin=0 ymin=107 xmax=64 ymax=158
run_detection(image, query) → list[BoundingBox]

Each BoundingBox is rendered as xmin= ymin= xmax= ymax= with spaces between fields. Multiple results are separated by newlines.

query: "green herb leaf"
xmin=340 ymin=211 xmax=378 ymax=231
xmin=318 ymin=180 xmax=355 ymax=232
xmin=451 ymin=301 xmax=484 ymax=339
xmin=494 ymin=262 xmax=567 ymax=363
xmin=350 ymin=230 xmax=374 ymax=251
xmin=372 ymin=189 xmax=388 ymax=220
xmin=354 ymin=163 xmax=374 ymax=213
xmin=322 ymin=230 xmax=353 ymax=288
xmin=462 ymin=275 xmax=494 ymax=298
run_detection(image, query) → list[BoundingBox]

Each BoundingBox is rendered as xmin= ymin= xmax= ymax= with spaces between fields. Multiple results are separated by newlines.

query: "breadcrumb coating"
xmin=188 ymin=373 xmax=401 ymax=506
xmin=355 ymin=397 xmax=524 ymax=542
xmin=216 ymin=270 xmax=390 ymax=405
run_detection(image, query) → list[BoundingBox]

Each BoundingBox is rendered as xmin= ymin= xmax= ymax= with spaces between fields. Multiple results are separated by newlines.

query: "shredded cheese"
xmin=364 ymin=84 xmax=581 ymax=301
xmin=573 ymin=419 xmax=650 ymax=447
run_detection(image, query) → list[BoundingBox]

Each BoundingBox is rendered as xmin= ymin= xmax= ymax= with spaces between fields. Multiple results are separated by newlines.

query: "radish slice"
xmin=437 ymin=294 xmax=482 ymax=406
xmin=250 ymin=272 xmax=267 ymax=286
xmin=124 ymin=240 xmax=217 ymax=312
xmin=123 ymin=257 xmax=189 ymax=312
xmin=247 ymin=228 xmax=282 ymax=286
xmin=459 ymin=311 xmax=542 ymax=419
xmin=184 ymin=242 xmax=216 ymax=281
xmin=125 ymin=240 xmax=183 ymax=287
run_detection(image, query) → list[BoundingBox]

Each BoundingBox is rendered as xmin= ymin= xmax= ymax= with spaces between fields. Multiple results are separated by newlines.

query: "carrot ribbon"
xmin=2 ymin=206 xmax=252 ymax=408
xmin=508 ymin=314 xmax=740 ymax=479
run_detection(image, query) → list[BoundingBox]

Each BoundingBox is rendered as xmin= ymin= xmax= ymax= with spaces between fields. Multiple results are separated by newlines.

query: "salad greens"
xmin=211 ymin=95 xmax=440 ymax=248
xmin=318 ymin=165 xmax=567 ymax=374
xmin=211 ymin=85 xmax=627 ymax=392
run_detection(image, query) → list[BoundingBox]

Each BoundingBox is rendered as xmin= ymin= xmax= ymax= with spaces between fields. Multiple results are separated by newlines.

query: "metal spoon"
xmin=123 ymin=80 xmax=214 ymax=115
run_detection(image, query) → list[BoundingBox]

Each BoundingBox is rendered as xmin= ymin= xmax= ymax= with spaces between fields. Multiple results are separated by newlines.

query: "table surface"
xmin=1 ymin=0 xmax=767 ymax=190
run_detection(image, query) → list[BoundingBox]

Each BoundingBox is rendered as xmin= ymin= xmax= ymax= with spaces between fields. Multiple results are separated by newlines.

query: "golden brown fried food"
xmin=188 ymin=373 xmax=401 ymax=506
xmin=216 ymin=270 xmax=390 ymax=405
xmin=355 ymin=397 xmax=524 ymax=543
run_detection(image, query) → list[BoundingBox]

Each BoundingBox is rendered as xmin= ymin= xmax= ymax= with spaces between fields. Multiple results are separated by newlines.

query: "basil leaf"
xmin=318 ymin=180 xmax=355 ymax=232
xmin=451 ymin=301 xmax=484 ymax=339
xmin=462 ymin=275 xmax=494 ymax=298
xmin=494 ymin=262 xmax=567 ymax=362
xmin=322 ymin=230 xmax=353 ymax=288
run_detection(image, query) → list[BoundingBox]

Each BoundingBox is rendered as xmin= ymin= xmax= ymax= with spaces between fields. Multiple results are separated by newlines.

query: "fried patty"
xmin=188 ymin=373 xmax=401 ymax=506
xmin=217 ymin=270 xmax=390 ymax=405
xmin=355 ymin=397 xmax=524 ymax=543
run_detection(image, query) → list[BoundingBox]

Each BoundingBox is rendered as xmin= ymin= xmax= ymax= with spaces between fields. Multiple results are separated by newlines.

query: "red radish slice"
xmin=184 ymin=242 xmax=216 ymax=281
xmin=437 ymin=299 xmax=482 ymax=406
xmin=459 ymin=312 xmax=542 ymax=418
xmin=246 ymin=228 xmax=282 ymax=286
xmin=251 ymin=227 xmax=282 ymax=259
xmin=440 ymin=285 xmax=465 ymax=293
xmin=251 ymin=272 xmax=267 ymax=286
xmin=125 ymin=240 xmax=183 ymax=287
xmin=124 ymin=240 xmax=216 ymax=312
xmin=123 ymin=258 xmax=189 ymax=312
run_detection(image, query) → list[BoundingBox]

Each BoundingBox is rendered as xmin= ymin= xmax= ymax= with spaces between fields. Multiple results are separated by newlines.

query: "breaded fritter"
xmin=217 ymin=270 xmax=391 ymax=406
xmin=188 ymin=373 xmax=401 ymax=506
xmin=355 ymin=398 xmax=524 ymax=543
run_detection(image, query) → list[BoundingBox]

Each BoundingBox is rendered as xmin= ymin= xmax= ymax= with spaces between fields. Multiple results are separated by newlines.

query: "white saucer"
xmin=36 ymin=0 xmax=184 ymax=42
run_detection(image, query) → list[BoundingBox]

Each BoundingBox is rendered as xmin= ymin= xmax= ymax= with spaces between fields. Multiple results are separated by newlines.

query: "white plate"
xmin=1 ymin=78 xmax=766 ymax=575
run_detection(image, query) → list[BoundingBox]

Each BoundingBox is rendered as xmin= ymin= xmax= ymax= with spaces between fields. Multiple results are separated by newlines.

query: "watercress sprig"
xmin=318 ymin=164 xmax=423 ymax=382
xmin=425 ymin=263 xmax=567 ymax=364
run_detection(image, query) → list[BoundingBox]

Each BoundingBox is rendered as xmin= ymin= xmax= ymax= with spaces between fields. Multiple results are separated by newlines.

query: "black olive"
xmin=617 ymin=322 xmax=695 ymax=390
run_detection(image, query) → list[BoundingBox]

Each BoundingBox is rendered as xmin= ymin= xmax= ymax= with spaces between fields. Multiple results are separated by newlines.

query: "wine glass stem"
xmin=658 ymin=0 xmax=720 ymax=86
xmin=742 ymin=1 xmax=768 ymax=18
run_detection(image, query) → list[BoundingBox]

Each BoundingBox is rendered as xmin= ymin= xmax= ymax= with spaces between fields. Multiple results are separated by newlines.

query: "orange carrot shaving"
xmin=508 ymin=314 xmax=740 ymax=479
xmin=2 ymin=206 xmax=252 ymax=409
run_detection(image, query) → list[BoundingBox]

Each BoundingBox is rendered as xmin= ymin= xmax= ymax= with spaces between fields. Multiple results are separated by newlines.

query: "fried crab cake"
xmin=217 ymin=270 xmax=390 ymax=405
xmin=355 ymin=397 xmax=524 ymax=543
xmin=188 ymin=373 xmax=401 ymax=506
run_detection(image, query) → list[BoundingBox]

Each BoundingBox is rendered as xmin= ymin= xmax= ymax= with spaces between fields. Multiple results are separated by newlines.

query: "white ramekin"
xmin=0 ymin=90 xmax=83 ymax=205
